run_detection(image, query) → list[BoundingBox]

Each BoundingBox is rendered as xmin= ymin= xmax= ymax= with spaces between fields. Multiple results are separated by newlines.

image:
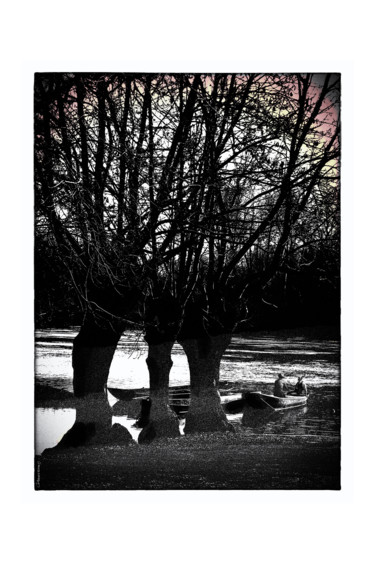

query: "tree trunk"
xmin=139 ymin=293 xmax=181 ymax=443
xmin=180 ymin=334 xmax=234 ymax=434
xmin=58 ymin=312 xmax=133 ymax=447
xmin=73 ymin=314 xmax=123 ymax=396
xmin=138 ymin=341 xmax=180 ymax=443
xmin=54 ymin=393 xmax=132 ymax=448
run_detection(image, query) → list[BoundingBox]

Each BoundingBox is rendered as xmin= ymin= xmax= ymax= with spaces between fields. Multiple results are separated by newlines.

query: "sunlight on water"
xmin=35 ymin=408 xmax=76 ymax=455
xmin=35 ymin=328 xmax=340 ymax=452
xmin=35 ymin=329 xmax=339 ymax=391
xmin=112 ymin=416 xmax=142 ymax=442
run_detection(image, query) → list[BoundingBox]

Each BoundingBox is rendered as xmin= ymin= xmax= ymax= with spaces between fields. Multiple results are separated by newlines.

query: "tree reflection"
xmin=52 ymin=392 xmax=133 ymax=448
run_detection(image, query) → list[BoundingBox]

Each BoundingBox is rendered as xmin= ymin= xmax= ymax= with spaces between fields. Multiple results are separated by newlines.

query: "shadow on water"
xmin=229 ymin=387 xmax=340 ymax=438
xmin=35 ymin=386 xmax=340 ymax=455
xmin=35 ymin=327 xmax=340 ymax=453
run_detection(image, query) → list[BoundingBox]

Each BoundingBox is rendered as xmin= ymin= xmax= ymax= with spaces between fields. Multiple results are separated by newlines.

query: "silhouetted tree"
xmin=176 ymin=74 xmax=340 ymax=432
xmin=35 ymin=73 xmax=340 ymax=440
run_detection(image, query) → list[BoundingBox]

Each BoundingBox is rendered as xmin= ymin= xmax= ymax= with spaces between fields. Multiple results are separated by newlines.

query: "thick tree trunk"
xmin=72 ymin=315 xmax=123 ymax=396
xmin=180 ymin=334 xmax=234 ymax=434
xmin=139 ymin=293 xmax=181 ymax=443
xmin=242 ymin=399 xmax=254 ymax=427
xmin=138 ymin=341 xmax=179 ymax=443
xmin=56 ymin=393 xmax=133 ymax=449
xmin=55 ymin=393 xmax=132 ymax=448
xmin=56 ymin=313 xmax=132 ymax=447
xmin=73 ymin=344 xmax=118 ymax=395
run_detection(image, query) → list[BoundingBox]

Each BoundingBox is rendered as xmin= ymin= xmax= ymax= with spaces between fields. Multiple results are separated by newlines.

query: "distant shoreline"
xmin=35 ymin=324 xmax=340 ymax=339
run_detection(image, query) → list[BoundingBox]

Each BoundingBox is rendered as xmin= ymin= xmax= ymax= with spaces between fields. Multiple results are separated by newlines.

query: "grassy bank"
xmin=36 ymin=432 xmax=340 ymax=490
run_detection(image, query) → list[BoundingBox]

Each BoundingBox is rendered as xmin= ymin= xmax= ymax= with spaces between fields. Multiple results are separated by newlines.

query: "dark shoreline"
xmin=36 ymin=432 xmax=340 ymax=490
xmin=35 ymin=326 xmax=340 ymax=490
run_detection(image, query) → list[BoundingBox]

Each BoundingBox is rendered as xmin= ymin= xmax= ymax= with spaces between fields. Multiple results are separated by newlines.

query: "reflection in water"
xmin=35 ymin=328 xmax=340 ymax=453
xmin=35 ymin=329 xmax=340 ymax=392
xmin=36 ymin=409 xmax=185 ymax=454
xmin=230 ymin=387 xmax=340 ymax=437
xmin=36 ymin=386 xmax=340 ymax=454
xmin=35 ymin=408 xmax=76 ymax=455
xmin=112 ymin=416 xmax=142 ymax=442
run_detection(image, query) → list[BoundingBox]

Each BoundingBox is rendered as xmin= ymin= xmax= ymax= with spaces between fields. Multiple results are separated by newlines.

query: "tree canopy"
xmin=35 ymin=73 xmax=340 ymax=333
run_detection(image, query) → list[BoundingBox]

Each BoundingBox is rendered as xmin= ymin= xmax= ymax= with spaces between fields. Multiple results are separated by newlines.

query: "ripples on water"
xmin=35 ymin=328 xmax=340 ymax=453
xmin=35 ymin=329 xmax=340 ymax=390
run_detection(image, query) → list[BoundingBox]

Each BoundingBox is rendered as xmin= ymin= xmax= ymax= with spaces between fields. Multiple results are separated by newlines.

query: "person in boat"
xmin=274 ymin=374 xmax=288 ymax=397
xmin=294 ymin=375 xmax=308 ymax=396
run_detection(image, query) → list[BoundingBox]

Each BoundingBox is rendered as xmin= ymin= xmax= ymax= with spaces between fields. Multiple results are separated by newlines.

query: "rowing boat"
xmin=109 ymin=382 xmax=240 ymax=417
xmin=243 ymin=391 xmax=307 ymax=411
xmin=108 ymin=380 xmax=233 ymax=403
xmin=107 ymin=384 xmax=191 ymax=402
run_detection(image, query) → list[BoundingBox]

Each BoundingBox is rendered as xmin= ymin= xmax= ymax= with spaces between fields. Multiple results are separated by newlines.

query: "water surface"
xmin=35 ymin=328 xmax=340 ymax=454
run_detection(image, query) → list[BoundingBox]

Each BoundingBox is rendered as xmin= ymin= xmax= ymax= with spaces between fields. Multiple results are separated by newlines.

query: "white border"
xmin=23 ymin=62 xmax=352 ymax=501
xmin=3 ymin=1 xmax=373 ymax=561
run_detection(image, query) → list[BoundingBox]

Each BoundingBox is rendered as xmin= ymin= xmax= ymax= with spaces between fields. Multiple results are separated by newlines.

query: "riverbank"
xmin=36 ymin=431 xmax=340 ymax=490
xmin=35 ymin=326 xmax=340 ymax=490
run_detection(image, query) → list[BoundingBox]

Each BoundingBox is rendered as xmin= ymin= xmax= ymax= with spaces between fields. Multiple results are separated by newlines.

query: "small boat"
xmin=108 ymin=381 xmax=238 ymax=417
xmin=108 ymin=380 xmax=233 ymax=403
xmin=222 ymin=394 xmax=245 ymax=414
xmin=107 ymin=384 xmax=191 ymax=402
xmin=243 ymin=391 xmax=307 ymax=411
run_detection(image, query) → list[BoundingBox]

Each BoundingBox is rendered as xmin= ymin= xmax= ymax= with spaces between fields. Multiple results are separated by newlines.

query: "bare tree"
xmin=35 ymin=73 xmax=340 ymax=442
xmin=35 ymin=74 xmax=205 ymax=442
xmin=175 ymin=74 xmax=340 ymax=432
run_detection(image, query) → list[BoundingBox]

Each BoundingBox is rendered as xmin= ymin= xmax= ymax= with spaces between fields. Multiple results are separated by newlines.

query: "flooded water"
xmin=35 ymin=328 xmax=340 ymax=454
xmin=35 ymin=408 xmax=76 ymax=454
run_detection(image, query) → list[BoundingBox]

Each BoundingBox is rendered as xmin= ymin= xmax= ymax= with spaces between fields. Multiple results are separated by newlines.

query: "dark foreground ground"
xmin=36 ymin=432 xmax=340 ymax=490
